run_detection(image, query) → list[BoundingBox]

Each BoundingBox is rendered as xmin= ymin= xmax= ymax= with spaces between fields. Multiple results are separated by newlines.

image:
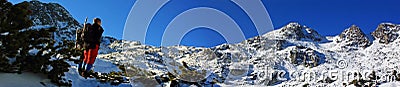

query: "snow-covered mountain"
xmin=336 ymin=25 xmax=371 ymax=49
xmin=372 ymin=23 xmax=400 ymax=44
xmin=21 ymin=1 xmax=400 ymax=87
xmin=93 ymin=22 xmax=400 ymax=87
xmin=265 ymin=22 xmax=327 ymax=42
xmin=27 ymin=1 xmax=81 ymax=41
xmin=27 ymin=1 xmax=117 ymax=50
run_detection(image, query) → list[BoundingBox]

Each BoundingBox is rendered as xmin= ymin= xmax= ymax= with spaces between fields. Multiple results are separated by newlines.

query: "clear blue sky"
xmin=265 ymin=0 xmax=400 ymax=36
xmin=9 ymin=0 xmax=400 ymax=47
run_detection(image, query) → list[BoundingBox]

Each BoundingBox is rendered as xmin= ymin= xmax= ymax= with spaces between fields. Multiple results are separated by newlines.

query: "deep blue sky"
xmin=9 ymin=0 xmax=400 ymax=46
xmin=265 ymin=0 xmax=400 ymax=36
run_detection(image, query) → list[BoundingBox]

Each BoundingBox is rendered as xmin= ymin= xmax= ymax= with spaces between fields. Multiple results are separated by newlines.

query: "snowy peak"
xmin=27 ymin=1 xmax=81 ymax=40
xmin=275 ymin=22 xmax=326 ymax=42
xmin=28 ymin=1 xmax=79 ymax=26
xmin=277 ymin=22 xmax=303 ymax=40
xmin=372 ymin=23 xmax=400 ymax=44
xmin=336 ymin=25 xmax=371 ymax=48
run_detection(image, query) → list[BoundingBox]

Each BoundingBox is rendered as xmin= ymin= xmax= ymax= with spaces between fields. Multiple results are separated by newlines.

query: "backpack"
xmin=75 ymin=28 xmax=84 ymax=49
xmin=81 ymin=23 xmax=93 ymax=43
xmin=76 ymin=17 xmax=98 ymax=50
xmin=75 ymin=23 xmax=91 ymax=49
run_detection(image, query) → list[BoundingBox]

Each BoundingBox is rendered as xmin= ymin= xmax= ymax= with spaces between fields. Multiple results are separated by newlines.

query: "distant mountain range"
xmin=27 ymin=1 xmax=400 ymax=86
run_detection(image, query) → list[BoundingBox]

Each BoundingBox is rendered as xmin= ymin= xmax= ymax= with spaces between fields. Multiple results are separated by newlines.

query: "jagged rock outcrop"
xmin=288 ymin=46 xmax=325 ymax=67
xmin=371 ymin=23 xmax=400 ymax=44
xmin=277 ymin=22 xmax=326 ymax=42
xmin=241 ymin=35 xmax=287 ymax=51
xmin=336 ymin=25 xmax=371 ymax=48
xmin=28 ymin=1 xmax=81 ymax=41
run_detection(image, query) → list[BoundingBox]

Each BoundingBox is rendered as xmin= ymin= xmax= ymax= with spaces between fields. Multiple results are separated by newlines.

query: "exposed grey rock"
xmin=371 ymin=23 xmax=400 ymax=44
xmin=337 ymin=25 xmax=371 ymax=48
xmin=288 ymin=46 xmax=325 ymax=67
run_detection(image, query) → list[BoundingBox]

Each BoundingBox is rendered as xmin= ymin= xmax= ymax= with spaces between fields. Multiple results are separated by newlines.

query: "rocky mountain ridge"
xmin=27 ymin=1 xmax=81 ymax=41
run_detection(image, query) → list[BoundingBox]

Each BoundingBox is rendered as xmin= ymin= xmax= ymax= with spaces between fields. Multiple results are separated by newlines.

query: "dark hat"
xmin=94 ymin=18 xmax=101 ymax=23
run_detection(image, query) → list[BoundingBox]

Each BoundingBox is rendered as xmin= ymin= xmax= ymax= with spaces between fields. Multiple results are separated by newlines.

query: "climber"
xmin=81 ymin=18 xmax=104 ymax=77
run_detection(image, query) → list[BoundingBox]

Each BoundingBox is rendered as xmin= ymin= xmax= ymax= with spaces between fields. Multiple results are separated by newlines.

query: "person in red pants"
xmin=81 ymin=18 xmax=104 ymax=77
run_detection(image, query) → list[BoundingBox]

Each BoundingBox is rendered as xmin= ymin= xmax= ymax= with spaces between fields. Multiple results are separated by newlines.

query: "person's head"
xmin=93 ymin=18 xmax=102 ymax=25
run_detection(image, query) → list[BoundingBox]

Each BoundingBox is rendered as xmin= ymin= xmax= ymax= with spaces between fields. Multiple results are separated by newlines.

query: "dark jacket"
xmin=85 ymin=23 xmax=104 ymax=49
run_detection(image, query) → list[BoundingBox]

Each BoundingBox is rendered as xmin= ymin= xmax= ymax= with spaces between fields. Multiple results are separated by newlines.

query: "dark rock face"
xmin=372 ymin=23 xmax=400 ymax=44
xmin=28 ymin=1 xmax=79 ymax=26
xmin=28 ymin=1 xmax=81 ymax=40
xmin=337 ymin=25 xmax=371 ymax=48
xmin=279 ymin=22 xmax=326 ymax=42
xmin=288 ymin=46 xmax=325 ymax=67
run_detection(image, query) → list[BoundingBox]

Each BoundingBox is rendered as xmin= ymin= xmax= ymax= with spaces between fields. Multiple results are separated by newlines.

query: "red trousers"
xmin=84 ymin=45 xmax=99 ymax=64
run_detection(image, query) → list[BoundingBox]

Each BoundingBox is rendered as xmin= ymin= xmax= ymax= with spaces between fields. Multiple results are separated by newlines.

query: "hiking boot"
xmin=80 ymin=71 xmax=88 ymax=79
xmin=80 ymin=71 xmax=84 ymax=76
xmin=83 ymin=70 xmax=95 ymax=78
